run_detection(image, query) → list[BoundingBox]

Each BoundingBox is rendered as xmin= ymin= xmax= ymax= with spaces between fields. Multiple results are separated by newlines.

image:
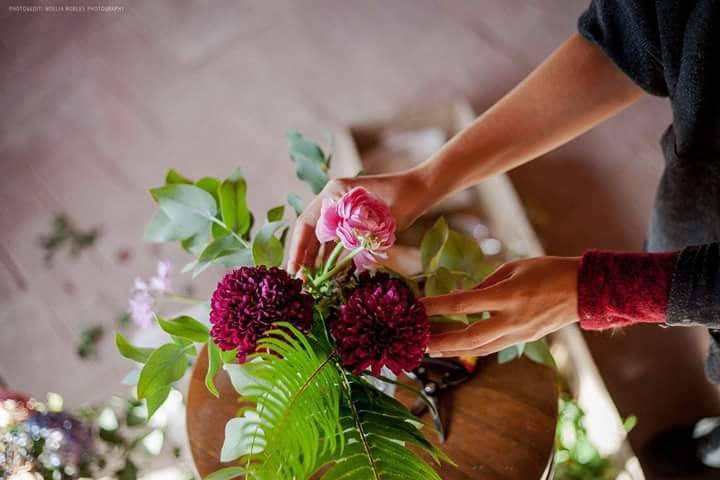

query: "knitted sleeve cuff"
xmin=578 ymin=250 xmax=678 ymax=331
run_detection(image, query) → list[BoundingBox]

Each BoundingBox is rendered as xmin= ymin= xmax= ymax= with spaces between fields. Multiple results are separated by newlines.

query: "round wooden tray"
xmin=187 ymin=345 xmax=558 ymax=479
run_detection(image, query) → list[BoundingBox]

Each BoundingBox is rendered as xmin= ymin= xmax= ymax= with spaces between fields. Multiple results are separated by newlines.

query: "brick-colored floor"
xmin=1 ymin=1 xmax=718 ymax=477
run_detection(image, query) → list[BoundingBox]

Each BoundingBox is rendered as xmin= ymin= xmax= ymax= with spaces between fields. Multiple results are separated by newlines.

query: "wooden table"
xmin=187 ymin=345 xmax=558 ymax=479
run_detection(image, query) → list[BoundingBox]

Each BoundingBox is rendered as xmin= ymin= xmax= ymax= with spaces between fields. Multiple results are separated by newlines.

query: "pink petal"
xmin=353 ymin=250 xmax=376 ymax=271
xmin=316 ymin=198 xmax=341 ymax=243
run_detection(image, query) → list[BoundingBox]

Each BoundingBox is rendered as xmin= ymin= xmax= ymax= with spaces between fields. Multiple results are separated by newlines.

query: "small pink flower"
xmin=316 ymin=187 xmax=396 ymax=270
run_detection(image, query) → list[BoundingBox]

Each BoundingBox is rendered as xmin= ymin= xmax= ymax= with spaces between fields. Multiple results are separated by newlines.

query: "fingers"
xmin=427 ymin=314 xmax=510 ymax=354
xmin=421 ymin=283 xmax=508 ymax=317
xmin=430 ymin=335 xmax=523 ymax=358
xmin=287 ymin=220 xmax=320 ymax=275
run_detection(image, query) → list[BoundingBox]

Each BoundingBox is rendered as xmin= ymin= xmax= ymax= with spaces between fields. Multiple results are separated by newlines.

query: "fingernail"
xmin=428 ymin=352 xmax=443 ymax=358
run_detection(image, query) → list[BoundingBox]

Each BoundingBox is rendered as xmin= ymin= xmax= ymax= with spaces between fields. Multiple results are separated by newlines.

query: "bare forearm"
xmin=412 ymin=33 xmax=644 ymax=203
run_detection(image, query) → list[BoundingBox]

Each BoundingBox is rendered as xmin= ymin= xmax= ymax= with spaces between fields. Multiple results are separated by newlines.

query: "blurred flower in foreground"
xmin=128 ymin=261 xmax=173 ymax=328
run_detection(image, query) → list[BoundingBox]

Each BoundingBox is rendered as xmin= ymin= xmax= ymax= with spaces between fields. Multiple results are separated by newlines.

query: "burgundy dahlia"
xmin=210 ymin=266 xmax=313 ymax=362
xmin=333 ymin=273 xmax=429 ymax=376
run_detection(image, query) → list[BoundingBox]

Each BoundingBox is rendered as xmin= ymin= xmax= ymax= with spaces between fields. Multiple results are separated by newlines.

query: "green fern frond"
xmin=319 ymin=374 xmax=449 ymax=480
xmin=222 ymin=323 xmax=344 ymax=480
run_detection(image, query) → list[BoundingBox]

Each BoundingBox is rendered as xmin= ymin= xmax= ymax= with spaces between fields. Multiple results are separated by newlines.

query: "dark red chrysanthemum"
xmin=209 ymin=266 xmax=313 ymax=363
xmin=332 ymin=273 xmax=429 ymax=375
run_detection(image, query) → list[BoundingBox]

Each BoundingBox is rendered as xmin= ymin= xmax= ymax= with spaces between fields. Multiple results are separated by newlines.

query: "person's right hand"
xmin=287 ymin=171 xmax=430 ymax=274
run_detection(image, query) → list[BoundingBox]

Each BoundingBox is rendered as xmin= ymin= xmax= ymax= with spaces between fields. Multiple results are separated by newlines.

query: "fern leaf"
xmin=222 ymin=323 xmax=343 ymax=480
xmin=319 ymin=374 xmax=448 ymax=480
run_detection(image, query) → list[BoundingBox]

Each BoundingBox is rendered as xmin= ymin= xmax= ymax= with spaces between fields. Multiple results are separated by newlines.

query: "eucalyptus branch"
xmin=208 ymin=217 xmax=250 ymax=248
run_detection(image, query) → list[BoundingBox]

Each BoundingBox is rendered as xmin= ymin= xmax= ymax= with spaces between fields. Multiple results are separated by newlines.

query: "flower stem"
xmin=322 ymin=243 xmax=345 ymax=275
xmin=314 ymin=247 xmax=364 ymax=285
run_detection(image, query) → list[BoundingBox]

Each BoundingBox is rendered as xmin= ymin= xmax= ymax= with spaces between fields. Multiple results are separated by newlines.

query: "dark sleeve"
xmin=578 ymin=0 xmax=667 ymax=96
xmin=667 ymin=244 xmax=720 ymax=328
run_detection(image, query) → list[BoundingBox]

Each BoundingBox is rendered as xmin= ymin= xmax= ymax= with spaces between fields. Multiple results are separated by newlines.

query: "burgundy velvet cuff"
xmin=578 ymin=250 xmax=678 ymax=330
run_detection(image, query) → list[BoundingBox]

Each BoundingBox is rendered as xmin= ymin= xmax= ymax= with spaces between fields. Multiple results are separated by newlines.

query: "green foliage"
xmin=221 ymin=323 xmax=343 ymax=479
xmin=288 ymin=192 xmax=305 ymax=215
xmin=288 ymin=131 xmax=330 ymax=194
xmin=252 ymin=218 xmax=286 ymax=267
xmin=219 ymin=168 xmax=251 ymax=236
xmin=115 ymin=333 xmax=153 ymax=363
xmin=145 ymin=169 xmax=257 ymax=276
xmin=136 ymin=343 xmax=191 ymax=417
xmin=205 ymin=341 xmax=222 ymax=398
xmin=554 ymin=395 xmax=614 ymax=480
xmin=158 ymin=314 xmax=210 ymax=343
xmin=320 ymin=375 xmax=448 ymax=480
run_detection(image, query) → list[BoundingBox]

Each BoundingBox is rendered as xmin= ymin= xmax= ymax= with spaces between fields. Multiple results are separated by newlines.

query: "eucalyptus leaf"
xmin=287 ymin=192 xmax=304 ymax=216
xmin=148 ymin=184 xmax=217 ymax=242
xmin=523 ymin=339 xmax=556 ymax=367
xmin=251 ymin=219 xmax=285 ymax=267
xmin=157 ymin=315 xmax=209 ymax=343
xmin=137 ymin=343 xmax=188 ymax=400
xmin=438 ymin=230 xmax=485 ymax=280
xmin=288 ymin=131 xmax=329 ymax=194
xmin=115 ymin=333 xmax=153 ymax=364
xmin=196 ymin=176 xmax=221 ymax=202
xmin=497 ymin=345 xmax=521 ymax=364
xmin=144 ymin=210 xmax=193 ymax=242
xmin=205 ymin=341 xmax=222 ymax=398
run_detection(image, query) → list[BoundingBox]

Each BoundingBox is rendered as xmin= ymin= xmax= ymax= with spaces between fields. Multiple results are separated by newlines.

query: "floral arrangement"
xmin=115 ymin=132 xmax=541 ymax=479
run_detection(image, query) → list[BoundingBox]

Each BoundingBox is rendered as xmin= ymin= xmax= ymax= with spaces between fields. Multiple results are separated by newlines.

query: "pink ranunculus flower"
xmin=316 ymin=187 xmax=396 ymax=270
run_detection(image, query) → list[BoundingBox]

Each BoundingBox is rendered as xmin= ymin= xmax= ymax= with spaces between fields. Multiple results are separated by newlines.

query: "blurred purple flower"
xmin=127 ymin=261 xmax=173 ymax=328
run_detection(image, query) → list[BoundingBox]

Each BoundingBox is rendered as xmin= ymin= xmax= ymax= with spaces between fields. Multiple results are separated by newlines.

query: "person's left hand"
xmin=422 ymin=256 xmax=581 ymax=357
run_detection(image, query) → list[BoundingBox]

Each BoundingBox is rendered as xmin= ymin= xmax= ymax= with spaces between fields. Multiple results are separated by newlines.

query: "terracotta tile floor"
xmin=1 ymin=1 xmax=718 ymax=477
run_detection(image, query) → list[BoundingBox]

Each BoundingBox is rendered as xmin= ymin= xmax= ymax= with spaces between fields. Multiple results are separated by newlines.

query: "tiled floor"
xmin=2 ymin=1 xmax=718 ymax=477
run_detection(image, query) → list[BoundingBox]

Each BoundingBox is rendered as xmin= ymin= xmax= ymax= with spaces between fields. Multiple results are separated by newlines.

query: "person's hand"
xmin=423 ymin=256 xmax=581 ymax=357
xmin=287 ymin=171 xmax=430 ymax=274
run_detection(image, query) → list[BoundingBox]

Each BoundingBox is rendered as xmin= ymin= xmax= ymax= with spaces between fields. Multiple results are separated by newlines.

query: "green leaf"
xmin=115 ymin=333 xmax=153 ymax=364
xmin=220 ymin=324 xmax=343 ymax=478
xmin=205 ymin=466 xmax=247 ymax=480
xmin=196 ymin=176 xmax=221 ymax=202
xmin=147 ymin=184 xmax=217 ymax=241
xmin=497 ymin=345 xmax=522 ymax=364
xmin=425 ymin=268 xmax=469 ymax=323
xmin=205 ymin=341 xmax=222 ymax=398
xmin=180 ymin=229 xmax=211 ymax=255
xmin=219 ymin=169 xmax=251 ymax=235
xmin=266 ymin=205 xmax=285 ymax=222
xmin=143 ymin=210 xmax=187 ymax=242
xmin=137 ymin=343 xmax=188 ymax=400
xmin=165 ymin=168 xmax=193 ymax=185
xmin=145 ymin=386 xmax=171 ymax=419
xmin=320 ymin=375 xmax=447 ymax=479
xmin=421 ymin=218 xmax=449 ymax=272
xmin=623 ymin=415 xmax=638 ymax=432
xmin=158 ymin=315 xmax=209 ymax=343
xmin=523 ymin=339 xmax=556 ymax=368
xmin=438 ymin=230 xmax=485 ymax=280
xmin=288 ymin=131 xmax=329 ymax=194
xmin=287 ymin=193 xmax=304 ymax=215
xmin=192 ymin=235 xmax=252 ymax=276
xmin=251 ymin=220 xmax=285 ymax=267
